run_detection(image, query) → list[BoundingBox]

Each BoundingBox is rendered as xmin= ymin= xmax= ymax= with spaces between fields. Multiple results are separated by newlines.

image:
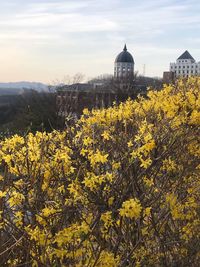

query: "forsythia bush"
xmin=0 ymin=78 xmax=199 ymax=266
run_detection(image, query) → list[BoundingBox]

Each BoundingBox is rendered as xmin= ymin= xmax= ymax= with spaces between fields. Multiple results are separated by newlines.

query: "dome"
xmin=115 ymin=44 xmax=134 ymax=63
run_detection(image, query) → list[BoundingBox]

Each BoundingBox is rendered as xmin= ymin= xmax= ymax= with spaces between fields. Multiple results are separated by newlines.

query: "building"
xmin=114 ymin=44 xmax=134 ymax=80
xmin=56 ymin=44 xmax=149 ymax=117
xmin=170 ymin=50 xmax=200 ymax=78
xmin=163 ymin=71 xmax=175 ymax=84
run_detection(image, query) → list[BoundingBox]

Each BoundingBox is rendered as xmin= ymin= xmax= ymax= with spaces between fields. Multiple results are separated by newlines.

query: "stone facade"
xmin=114 ymin=62 xmax=134 ymax=79
xmin=170 ymin=51 xmax=200 ymax=78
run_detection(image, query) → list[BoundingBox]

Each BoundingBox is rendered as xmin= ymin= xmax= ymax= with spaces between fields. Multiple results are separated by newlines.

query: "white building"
xmin=114 ymin=44 xmax=134 ymax=80
xmin=170 ymin=51 xmax=200 ymax=78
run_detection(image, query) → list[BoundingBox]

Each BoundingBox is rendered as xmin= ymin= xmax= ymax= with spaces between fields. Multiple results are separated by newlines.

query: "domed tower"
xmin=114 ymin=44 xmax=134 ymax=80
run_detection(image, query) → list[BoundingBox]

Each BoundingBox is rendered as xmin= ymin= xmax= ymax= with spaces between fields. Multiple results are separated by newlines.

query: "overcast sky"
xmin=0 ymin=0 xmax=200 ymax=83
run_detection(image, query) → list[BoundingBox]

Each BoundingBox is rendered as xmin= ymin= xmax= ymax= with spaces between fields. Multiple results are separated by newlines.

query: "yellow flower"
xmin=119 ymin=198 xmax=142 ymax=219
xmin=140 ymin=158 xmax=152 ymax=169
xmin=8 ymin=191 xmax=25 ymax=207
xmin=41 ymin=207 xmax=58 ymax=218
xmin=89 ymin=150 xmax=108 ymax=167
xmin=144 ymin=207 xmax=151 ymax=217
xmin=101 ymin=211 xmax=113 ymax=229
xmin=97 ymin=251 xmax=119 ymax=267
xmin=108 ymin=197 xmax=114 ymax=206
xmin=127 ymin=140 xmax=133 ymax=147
xmin=83 ymin=137 xmax=93 ymax=146
xmin=101 ymin=131 xmax=111 ymax=140
xmin=0 ymin=190 xmax=7 ymax=198
xmin=143 ymin=176 xmax=154 ymax=187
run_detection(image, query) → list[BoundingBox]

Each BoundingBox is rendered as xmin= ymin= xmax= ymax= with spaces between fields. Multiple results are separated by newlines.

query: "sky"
xmin=0 ymin=0 xmax=200 ymax=83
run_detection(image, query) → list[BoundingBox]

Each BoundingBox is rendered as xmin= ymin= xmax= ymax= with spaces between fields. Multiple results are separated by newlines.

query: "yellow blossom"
xmin=119 ymin=198 xmax=142 ymax=219
xmin=0 ymin=190 xmax=6 ymax=198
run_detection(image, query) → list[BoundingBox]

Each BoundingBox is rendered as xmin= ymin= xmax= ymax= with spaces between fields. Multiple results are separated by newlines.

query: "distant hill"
xmin=0 ymin=82 xmax=48 ymax=95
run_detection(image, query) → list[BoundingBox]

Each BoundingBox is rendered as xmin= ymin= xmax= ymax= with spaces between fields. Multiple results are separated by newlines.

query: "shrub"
xmin=0 ymin=78 xmax=199 ymax=266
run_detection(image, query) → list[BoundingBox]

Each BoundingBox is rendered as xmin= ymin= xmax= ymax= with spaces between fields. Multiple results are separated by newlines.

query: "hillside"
xmin=0 ymin=82 xmax=48 ymax=95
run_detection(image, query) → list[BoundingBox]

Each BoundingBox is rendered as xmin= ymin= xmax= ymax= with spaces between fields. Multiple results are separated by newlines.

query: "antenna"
xmin=143 ymin=64 xmax=146 ymax=76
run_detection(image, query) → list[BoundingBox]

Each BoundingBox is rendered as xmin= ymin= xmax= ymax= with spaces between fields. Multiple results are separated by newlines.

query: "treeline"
xmin=0 ymin=90 xmax=64 ymax=134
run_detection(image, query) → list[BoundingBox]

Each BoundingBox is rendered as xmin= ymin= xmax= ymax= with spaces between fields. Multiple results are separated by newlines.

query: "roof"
xmin=177 ymin=50 xmax=195 ymax=60
xmin=115 ymin=44 xmax=134 ymax=63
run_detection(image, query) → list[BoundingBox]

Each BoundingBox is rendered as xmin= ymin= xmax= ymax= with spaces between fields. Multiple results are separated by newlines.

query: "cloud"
xmin=1 ymin=0 xmax=199 ymax=40
xmin=1 ymin=0 xmax=200 ymax=81
xmin=0 ymin=13 xmax=117 ymax=31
